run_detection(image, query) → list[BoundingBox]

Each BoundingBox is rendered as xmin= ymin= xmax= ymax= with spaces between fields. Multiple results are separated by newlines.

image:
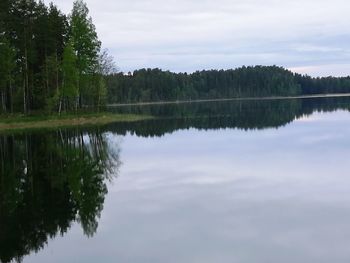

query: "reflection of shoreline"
xmin=0 ymin=114 xmax=150 ymax=133
xmin=0 ymin=129 xmax=122 ymax=263
xmin=107 ymin=97 xmax=350 ymax=137
xmin=107 ymin=93 xmax=350 ymax=107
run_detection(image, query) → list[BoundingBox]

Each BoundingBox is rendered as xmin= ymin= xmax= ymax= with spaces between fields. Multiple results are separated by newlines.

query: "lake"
xmin=1 ymin=97 xmax=350 ymax=263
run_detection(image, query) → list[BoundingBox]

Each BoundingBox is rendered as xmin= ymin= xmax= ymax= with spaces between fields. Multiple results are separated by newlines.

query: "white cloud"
xmin=55 ymin=0 xmax=350 ymax=76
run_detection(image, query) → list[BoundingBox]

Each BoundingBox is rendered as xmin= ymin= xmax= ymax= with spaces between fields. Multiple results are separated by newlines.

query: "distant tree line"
xmin=0 ymin=0 xmax=115 ymax=114
xmin=106 ymin=66 xmax=350 ymax=103
xmin=294 ymin=74 xmax=350 ymax=94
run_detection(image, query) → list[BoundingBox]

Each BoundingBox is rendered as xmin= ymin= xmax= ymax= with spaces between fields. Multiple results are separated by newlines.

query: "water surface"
xmin=1 ymin=98 xmax=350 ymax=263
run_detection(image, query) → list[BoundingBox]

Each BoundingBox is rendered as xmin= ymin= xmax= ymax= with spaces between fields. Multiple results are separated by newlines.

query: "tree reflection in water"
xmin=1 ymin=97 xmax=350 ymax=262
xmin=0 ymin=128 xmax=121 ymax=263
xmin=107 ymin=97 xmax=350 ymax=137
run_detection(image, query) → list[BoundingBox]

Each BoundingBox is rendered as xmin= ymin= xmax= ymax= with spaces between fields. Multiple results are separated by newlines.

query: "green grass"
xmin=0 ymin=112 xmax=151 ymax=132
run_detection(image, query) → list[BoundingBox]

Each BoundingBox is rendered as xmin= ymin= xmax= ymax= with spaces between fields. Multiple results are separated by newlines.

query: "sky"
xmin=54 ymin=0 xmax=350 ymax=76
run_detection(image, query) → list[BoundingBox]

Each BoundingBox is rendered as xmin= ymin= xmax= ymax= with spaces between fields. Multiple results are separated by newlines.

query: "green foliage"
xmin=107 ymin=66 xmax=350 ymax=104
xmin=1 ymin=0 xmax=348 ymax=114
xmin=70 ymin=0 xmax=100 ymax=74
xmin=62 ymin=40 xmax=78 ymax=100
xmin=45 ymin=90 xmax=60 ymax=113
xmin=0 ymin=34 xmax=15 ymax=113
xmin=70 ymin=0 xmax=101 ymax=107
xmin=295 ymin=74 xmax=350 ymax=94
xmin=0 ymin=0 xmax=108 ymax=114
xmin=106 ymin=66 xmax=300 ymax=103
xmin=0 ymin=36 xmax=14 ymax=86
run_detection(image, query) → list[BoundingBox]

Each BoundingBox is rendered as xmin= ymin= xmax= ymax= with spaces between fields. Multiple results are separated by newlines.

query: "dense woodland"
xmin=107 ymin=67 xmax=350 ymax=103
xmin=0 ymin=0 xmax=115 ymax=114
xmin=1 ymin=1 xmax=350 ymax=114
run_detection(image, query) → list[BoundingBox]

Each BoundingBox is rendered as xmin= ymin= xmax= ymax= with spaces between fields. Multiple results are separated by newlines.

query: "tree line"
xmin=106 ymin=66 xmax=350 ymax=103
xmin=0 ymin=0 xmax=115 ymax=114
xmin=2 ymin=0 xmax=350 ymax=112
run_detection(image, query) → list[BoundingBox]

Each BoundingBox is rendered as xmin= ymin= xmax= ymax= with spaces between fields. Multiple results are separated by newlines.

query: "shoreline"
xmin=1 ymin=92 xmax=350 ymax=132
xmin=107 ymin=93 xmax=350 ymax=107
xmin=0 ymin=113 xmax=151 ymax=132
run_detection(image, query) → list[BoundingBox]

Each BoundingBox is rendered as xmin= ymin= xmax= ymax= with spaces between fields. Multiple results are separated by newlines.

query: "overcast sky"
xmin=55 ymin=0 xmax=350 ymax=76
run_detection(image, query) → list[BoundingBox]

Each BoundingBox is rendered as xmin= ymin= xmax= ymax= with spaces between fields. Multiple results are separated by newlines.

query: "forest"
xmin=1 ymin=0 xmax=350 ymax=114
xmin=0 ymin=0 xmax=115 ymax=115
xmin=106 ymin=66 xmax=350 ymax=103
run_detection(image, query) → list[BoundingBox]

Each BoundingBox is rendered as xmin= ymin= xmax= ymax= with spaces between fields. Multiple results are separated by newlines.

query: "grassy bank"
xmin=0 ymin=112 xmax=151 ymax=132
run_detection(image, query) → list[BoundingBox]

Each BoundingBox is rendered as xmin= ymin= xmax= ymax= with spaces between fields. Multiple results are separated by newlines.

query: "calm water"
xmin=1 ymin=98 xmax=350 ymax=263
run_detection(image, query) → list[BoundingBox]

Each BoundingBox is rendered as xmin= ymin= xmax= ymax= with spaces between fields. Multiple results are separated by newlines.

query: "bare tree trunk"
xmin=59 ymin=72 xmax=64 ymax=115
xmin=1 ymin=91 xmax=6 ymax=113
xmin=45 ymin=55 xmax=49 ymax=96
xmin=9 ymin=76 xmax=13 ymax=113
xmin=23 ymin=77 xmax=27 ymax=114
xmin=55 ymin=52 xmax=59 ymax=94
xmin=97 ymin=89 xmax=101 ymax=113
xmin=58 ymin=98 xmax=62 ymax=115
xmin=24 ymin=31 xmax=29 ymax=114
xmin=75 ymin=97 xmax=79 ymax=113
xmin=78 ymin=72 xmax=82 ymax=109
